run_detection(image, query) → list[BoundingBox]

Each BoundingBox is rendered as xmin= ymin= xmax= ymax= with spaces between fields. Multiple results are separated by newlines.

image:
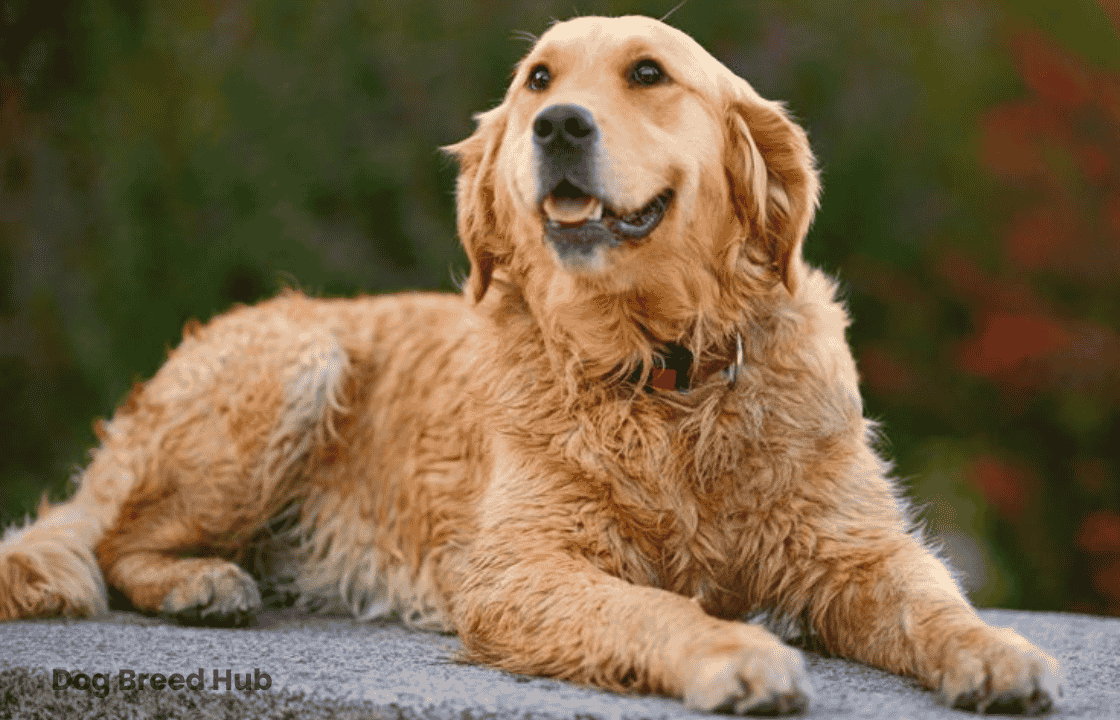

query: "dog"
xmin=0 ymin=15 xmax=1062 ymax=716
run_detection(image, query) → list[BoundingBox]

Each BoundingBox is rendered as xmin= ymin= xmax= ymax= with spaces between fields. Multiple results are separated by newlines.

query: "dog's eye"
xmin=527 ymin=64 xmax=551 ymax=91
xmin=631 ymin=60 xmax=664 ymax=86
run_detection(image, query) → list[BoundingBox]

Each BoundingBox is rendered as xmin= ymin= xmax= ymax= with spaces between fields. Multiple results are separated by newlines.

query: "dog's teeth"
xmin=543 ymin=195 xmax=603 ymax=226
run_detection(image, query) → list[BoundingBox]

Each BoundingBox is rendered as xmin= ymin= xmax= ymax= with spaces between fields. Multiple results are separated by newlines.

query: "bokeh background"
xmin=1 ymin=0 xmax=1118 ymax=616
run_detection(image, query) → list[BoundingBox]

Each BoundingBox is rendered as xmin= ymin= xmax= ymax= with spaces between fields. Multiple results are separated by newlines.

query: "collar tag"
xmin=625 ymin=333 xmax=742 ymax=392
xmin=649 ymin=368 xmax=678 ymax=391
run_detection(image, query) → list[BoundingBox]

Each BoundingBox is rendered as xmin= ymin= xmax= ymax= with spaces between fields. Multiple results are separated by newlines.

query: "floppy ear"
xmin=441 ymin=105 xmax=512 ymax=303
xmin=723 ymin=77 xmax=820 ymax=296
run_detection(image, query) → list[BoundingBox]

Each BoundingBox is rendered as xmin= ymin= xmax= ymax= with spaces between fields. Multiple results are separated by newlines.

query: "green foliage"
xmin=0 ymin=0 xmax=1117 ymax=614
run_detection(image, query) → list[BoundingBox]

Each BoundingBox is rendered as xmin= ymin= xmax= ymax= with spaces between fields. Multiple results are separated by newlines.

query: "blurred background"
xmin=1 ymin=0 xmax=1118 ymax=616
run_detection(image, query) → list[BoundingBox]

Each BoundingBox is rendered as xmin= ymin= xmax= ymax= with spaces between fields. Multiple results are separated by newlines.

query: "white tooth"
xmin=590 ymin=201 xmax=603 ymax=222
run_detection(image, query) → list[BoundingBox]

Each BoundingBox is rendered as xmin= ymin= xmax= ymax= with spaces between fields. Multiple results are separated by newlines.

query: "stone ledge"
xmin=2 ymin=608 xmax=1117 ymax=718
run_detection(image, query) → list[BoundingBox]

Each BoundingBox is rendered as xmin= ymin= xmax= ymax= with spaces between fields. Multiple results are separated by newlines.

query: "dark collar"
xmin=627 ymin=342 xmax=695 ymax=391
xmin=627 ymin=334 xmax=743 ymax=392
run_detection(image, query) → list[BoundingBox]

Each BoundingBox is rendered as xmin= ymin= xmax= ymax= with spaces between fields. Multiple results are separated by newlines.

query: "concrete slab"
xmin=2 ymin=608 xmax=1118 ymax=718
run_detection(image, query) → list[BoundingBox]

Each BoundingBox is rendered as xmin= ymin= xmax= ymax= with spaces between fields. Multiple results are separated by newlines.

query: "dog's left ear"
xmin=723 ymin=77 xmax=820 ymax=296
xmin=441 ymin=105 xmax=512 ymax=303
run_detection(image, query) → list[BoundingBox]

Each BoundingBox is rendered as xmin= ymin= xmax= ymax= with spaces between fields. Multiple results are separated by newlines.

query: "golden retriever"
xmin=0 ymin=15 xmax=1062 ymax=715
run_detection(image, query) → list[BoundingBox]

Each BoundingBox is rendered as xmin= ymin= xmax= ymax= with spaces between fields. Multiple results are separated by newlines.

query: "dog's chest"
xmin=568 ymin=439 xmax=795 ymax=615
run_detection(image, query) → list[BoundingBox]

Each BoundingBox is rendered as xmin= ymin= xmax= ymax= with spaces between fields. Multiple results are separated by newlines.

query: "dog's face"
xmin=503 ymin=16 xmax=721 ymax=275
xmin=446 ymin=16 xmax=819 ymax=365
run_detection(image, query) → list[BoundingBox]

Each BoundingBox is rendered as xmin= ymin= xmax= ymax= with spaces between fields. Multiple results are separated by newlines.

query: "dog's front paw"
xmin=683 ymin=631 xmax=813 ymax=715
xmin=161 ymin=561 xmax=261 ymax=627
xmin=938 ymin=625 xmax=1062 ymax=715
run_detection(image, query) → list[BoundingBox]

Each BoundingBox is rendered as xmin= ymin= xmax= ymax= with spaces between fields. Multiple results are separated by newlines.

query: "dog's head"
xmin=445 ymin=15 xmax=819 ymax=372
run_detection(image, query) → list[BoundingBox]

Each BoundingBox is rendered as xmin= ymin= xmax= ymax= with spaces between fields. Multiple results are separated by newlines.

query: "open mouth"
xmin=540 ymin=181 xmax=673 ymax=245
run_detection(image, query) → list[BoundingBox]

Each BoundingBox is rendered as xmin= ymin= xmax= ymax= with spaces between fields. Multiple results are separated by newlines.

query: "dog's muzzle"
xmin=533 ymin=103 xmax=672 ymax=256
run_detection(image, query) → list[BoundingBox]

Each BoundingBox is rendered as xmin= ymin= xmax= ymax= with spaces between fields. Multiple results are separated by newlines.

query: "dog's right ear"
xmin=441 ymin=105 xmax=511 ymax=303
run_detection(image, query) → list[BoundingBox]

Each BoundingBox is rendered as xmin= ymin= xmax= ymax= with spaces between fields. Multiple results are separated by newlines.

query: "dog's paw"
xmin=938 ymin=626 xmax=1062 ymax=715
xmin=684 ymin=637 xmax=813 ymax=715
xmin=161 ymin=562 xmax=261 ymax=627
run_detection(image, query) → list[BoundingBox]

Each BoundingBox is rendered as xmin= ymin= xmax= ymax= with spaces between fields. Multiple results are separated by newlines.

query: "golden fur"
xmin=0 ymin=15 xmax=1061 ymax=715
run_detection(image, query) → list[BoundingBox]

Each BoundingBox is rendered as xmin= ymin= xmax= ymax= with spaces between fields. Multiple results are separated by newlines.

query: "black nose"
xmin=533 ymin=104 xmax=597 ymax=150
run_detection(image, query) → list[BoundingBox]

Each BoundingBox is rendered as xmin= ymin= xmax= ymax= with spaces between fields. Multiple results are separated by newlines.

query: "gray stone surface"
xmin=2 ymin=608 xmax=1118 ymax=718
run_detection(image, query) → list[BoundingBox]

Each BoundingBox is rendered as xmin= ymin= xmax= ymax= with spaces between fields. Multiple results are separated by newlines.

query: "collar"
xmin=628 ymin=333 xmax=744 ymax=392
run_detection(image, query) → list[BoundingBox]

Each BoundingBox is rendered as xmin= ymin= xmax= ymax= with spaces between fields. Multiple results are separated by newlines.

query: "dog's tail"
xmin=0 ymin=488 xmax=109 ymax=621
xmin=0 ymin=413 xmax=147 ymax=621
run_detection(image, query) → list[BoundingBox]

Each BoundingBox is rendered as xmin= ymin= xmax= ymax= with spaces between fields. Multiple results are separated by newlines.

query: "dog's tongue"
xmin=542 ymin=195 xmax=604 ymax=227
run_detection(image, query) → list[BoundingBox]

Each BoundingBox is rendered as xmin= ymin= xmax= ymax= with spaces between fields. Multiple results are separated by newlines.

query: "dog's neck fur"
xmin=477 ymin=276 xmax=822 ymax=503
xmin=483 ymin=274 xmax=768 ymax=400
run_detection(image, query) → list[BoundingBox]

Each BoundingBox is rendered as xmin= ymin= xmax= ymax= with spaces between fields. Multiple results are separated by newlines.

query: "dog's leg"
xmin=104 ymin=552 xmax=263 ymax=627
xmin=0 ymin=401 xmax=271 ymax=626
xmin=806 ymin=519 xmax=1062 ymax=714
xmin=1 ymin=294 xmax=348 ymax=626
xmin=87 ymin=410 xmax=271 ymax=627
xmin=92 ymin=305 xmax=348 ymax=625
xmin=455 ymin=548 xmax=813 ymax=716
